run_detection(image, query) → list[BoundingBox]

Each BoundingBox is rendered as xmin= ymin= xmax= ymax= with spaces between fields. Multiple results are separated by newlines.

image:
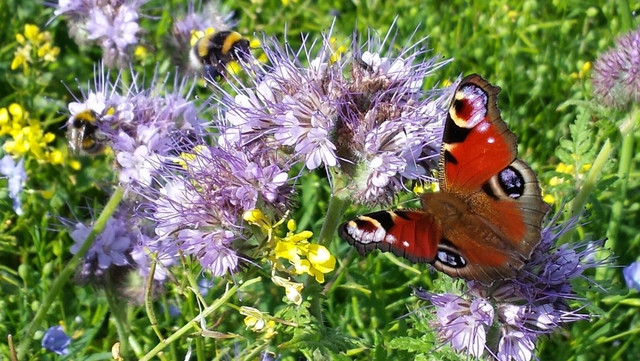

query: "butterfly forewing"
xmin=440 ymin=75 xmax=517 ymax=195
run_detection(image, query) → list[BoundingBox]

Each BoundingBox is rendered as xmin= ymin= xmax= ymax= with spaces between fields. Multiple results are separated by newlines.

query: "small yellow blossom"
xmin=240 ymin=306 xmax=277 ymax=338
xmin=556 ymin=163 xmax=574 ymax=174
xmin=24 ymin=24 xmax=40 ymax=42
xmin=0 ymin=104 xmax=64 ymax=165
xmin=134 ymin=45 xmax=149 ymax=61
xmin=244 ymin=209 xmax=336 ymax=283
xmin=11 ymin=24 xmax=60 ymax=74
xmin=543 ymin=193 xmax=555 ymax=204
xmin=272 ymin=275 xmax=304 ymax=305
xmin=69 ymin=159 xmax=82 ymax=171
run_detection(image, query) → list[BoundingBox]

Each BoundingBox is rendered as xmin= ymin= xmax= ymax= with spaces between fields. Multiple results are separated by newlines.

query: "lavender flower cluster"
xmin=416 ymin=216 xmax=607 ymax=361
xmin=592 ymin=26 xmax=640 ymax=109
xmin=54 ymin=0 xmax=147 ymax=67
xmin=63 ymin=21 xmax=452 ymax=286
xmin=214 ymin=24 xmax=452 ymax=205
xmin=65 ymin=65 xmax=207 ymax=281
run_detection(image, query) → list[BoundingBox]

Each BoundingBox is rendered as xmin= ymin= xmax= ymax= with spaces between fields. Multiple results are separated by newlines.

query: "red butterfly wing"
xmin=440 ymin=74 xmax=517 ymax=194
xmin=338 ymin=210 xmax=441 ymax=264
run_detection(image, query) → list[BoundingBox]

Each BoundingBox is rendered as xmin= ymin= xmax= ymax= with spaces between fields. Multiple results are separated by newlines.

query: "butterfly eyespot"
xmin=436 ymin=247 xmax=466 ymax=268
xmin=498 ymin=166 xmax=525 ymax=199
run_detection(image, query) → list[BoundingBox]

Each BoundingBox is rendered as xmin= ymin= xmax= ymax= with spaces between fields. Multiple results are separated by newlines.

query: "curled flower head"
xmin=132 ymin=140 xmax=292 ymax=277
xmin=69 ymin=215 xmax=136 ymax=280
xmin=416 ymin=214 xmax=607 ymax=360
xmin=592 ymin=27 xmax=640 ymax=109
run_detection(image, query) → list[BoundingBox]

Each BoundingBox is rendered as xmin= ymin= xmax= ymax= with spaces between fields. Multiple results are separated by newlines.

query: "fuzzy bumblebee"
xmin=189 ymin=30 xmax=251 ymax=80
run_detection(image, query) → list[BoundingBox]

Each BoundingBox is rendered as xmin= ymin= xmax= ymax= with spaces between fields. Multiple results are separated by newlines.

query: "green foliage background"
xmin=1 ymin=0 xmax=640 ymax=360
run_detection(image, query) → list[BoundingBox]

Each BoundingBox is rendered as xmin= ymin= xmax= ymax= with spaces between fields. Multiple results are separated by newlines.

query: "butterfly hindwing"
xmin=339 ymin=210 xmax=441 ymax=263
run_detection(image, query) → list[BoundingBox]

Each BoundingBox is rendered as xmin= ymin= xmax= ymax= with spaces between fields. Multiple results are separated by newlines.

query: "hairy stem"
xmin=17 ymin=186 xmax=125 ymax=359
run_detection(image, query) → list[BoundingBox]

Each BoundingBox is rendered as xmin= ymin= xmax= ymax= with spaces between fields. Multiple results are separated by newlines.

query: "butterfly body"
xmin=339 ymin=74 xmax=549 ymax=283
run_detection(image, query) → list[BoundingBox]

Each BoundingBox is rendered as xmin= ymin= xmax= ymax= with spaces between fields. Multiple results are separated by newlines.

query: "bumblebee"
xmin=67 ymin=109 xmax=107 ymax=155
xmin=189 ymin=30 xmax=251 ymax=80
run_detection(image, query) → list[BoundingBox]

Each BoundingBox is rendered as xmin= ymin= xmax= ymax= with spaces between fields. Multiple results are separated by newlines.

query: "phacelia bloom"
xmin=213 ymin=22 xmax=451 ymax=206
xmin=0 ymin=155 xmax=26 ymax=215
xmin=592 ymin=27 xmax=640 ymax=108
xmin=53 ymin=0 xmax=147 ymax=67
xmin=135 ymin=144 xmax=292 ymax=277
xmin=623 ymin=261 xmax=640 ymax=291
xmin=70 ymin=215 xmax=135 ymax=279
xmin=65 ymin=65 xmax=204 ymax=187
xmin=42 ymin=325 xmax=71 ymax=356
xmin=416 ymin=215 xmax=607 ymax=361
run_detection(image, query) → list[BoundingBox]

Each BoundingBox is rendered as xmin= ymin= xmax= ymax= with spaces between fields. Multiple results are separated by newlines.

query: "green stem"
xmin=17 ymin=186 xmax=125 ymax=359
xmin=307 ymin=193 xmax=350 ymax=324
xmin=138 ymin=276 xmax=261 ymax=361
xmin=145 ymin=256 xmax=165 ymax=341
xmin=606 ymin=133 xmax=634 ymax=252
xmin=317 ymin=194 xmax=350 ymax=246
xmin=565 ymin=109 xmax=638 ymax=225
xmin=105 ymin=281 xmax=130 ymax=359
xmin=615 ymin=0 xmax=632 ymax=32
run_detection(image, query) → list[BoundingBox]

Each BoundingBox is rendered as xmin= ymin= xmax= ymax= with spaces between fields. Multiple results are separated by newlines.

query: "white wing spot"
xmin=402 ymin=240 xmax=410 ymax=248
xmin=385 ymin=234 xmax=397 ymax=244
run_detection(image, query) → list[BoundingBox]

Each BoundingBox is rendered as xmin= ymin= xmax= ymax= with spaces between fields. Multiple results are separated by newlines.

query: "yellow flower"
xmin=0 ymin=104 xmax=65 ymax=166
xmin=272 ymin=275 xmax=304 ymax=305
xmin=24 ymin=24 xmax=40 ymax=43
xmin=11 ymin=24 xmax=59 ymax=73
xmin=308 ymin=244 xmax=336 ymax=274
xmin=244 ymin=209 xmax=335 ymax=283
xmin=240 ymin=306 xmax=277 ymax=338
xmin=555 ymin=162 xmax=574 ymax=175
xmin=11 ymin=45 xmax=32 ymax=72
xmin=543 ymin=193 xmax=555 ymax=204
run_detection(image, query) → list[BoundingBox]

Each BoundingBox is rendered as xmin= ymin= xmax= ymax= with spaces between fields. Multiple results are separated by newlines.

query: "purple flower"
xmin=0 ymin=155 xmax=26 ymax=215
xmin=70 ymin=216 xmax=134 ymax=279
xmin=623 ymin=262 xmax=640 ymax=291
xmin=130 ymin=232 xmax=177 ymax=282
xmin=213 ymin=22 xmax=450 ymax=206
xmin=592 ymin=27 xmax=640 ymax=108
xmin=53 ymin=0 xmax=147 ymax=67
xmin=134 ymin=143 xmax=292 ymax=276
xmin=41 ymin=325 xmax=71 ymax=356
xmin=66 ymin=65 xmax=204 ymax=188
xmin=416 ymin=215 xmax=607 ymax=360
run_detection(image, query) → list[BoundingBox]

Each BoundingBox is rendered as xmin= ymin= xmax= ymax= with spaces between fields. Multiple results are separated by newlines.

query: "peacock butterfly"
xmin=339 ymin=74 xmax=550 ymax=283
